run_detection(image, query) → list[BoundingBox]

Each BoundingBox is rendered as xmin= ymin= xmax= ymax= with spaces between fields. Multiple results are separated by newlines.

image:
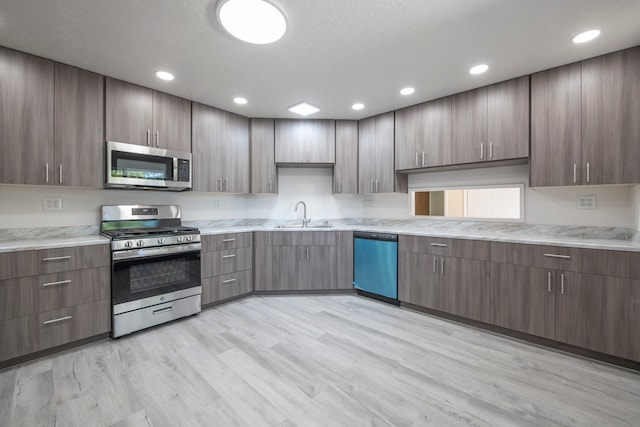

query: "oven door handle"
xmin=112 ymin=243 xmax=201 ymax=261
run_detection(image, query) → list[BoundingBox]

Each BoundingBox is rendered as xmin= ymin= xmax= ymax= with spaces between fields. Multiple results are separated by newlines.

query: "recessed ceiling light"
xmin=288 ymin=102 xmax=319 ymax=116
xmin=218 ymin=0 xmax=287 ymax=45
xmin=572 ymin=29 xmax=600 ymax=44
xmin=469 ymin=64 xmax=489 ymax=75
xmin=400 ymin=87 xmax=415 ymax=95
xmin=234 ymin=97 xmax=248 ymax=105
xmin=155 ymin=71 xmax=174 ymax=81
xmin=352 ymin=103 xmax=365 ymax=110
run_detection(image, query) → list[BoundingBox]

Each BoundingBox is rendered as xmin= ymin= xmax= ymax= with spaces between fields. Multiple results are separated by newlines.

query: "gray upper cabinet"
xmin=105 ymin=78 xmax=191 ymax=152
xmin=192 ymin=102 xmax=249 ymax=193
xmin=452 ymin=76 xmax=529 ymax=165
xmin=359 ymin=112 xmax=407 ymax=194
xmin=54 ymin=63 xmax=104 ymax=188
xmin=531 ymin=46 xmax=640 ymax=187
xmin=395 ymin=97 xmax=452 ymax=170
xmin=274 ymin=119 xmax=335 ymax=164
xmin=250 ymin=118 xmax=277 ymax=194
xmin=334 ymin=120 xmax=358 ymax=194
xmin=0 ymin=47 xmax=54 ymax=185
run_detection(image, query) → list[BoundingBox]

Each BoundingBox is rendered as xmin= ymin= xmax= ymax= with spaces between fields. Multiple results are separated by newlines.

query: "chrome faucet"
xmin=294 ymin=200 xmax=310 ymax=227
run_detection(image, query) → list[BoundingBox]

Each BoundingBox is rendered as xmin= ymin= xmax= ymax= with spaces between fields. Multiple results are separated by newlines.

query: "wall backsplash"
xmin=0 ymin=165 xmax=636 ymax=230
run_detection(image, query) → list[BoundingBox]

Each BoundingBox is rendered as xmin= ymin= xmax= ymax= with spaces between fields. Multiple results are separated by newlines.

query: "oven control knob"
xmin=187 ymin=235 xmax=193 ymax=241
xmin=125 ymin=241 xmax=133 ymax=248
xmin=177 ymin=236 xmax=184 ymax=242
xmin=157 ymin=238 xmax=165 ymax=244
xmin=137 ymin=240 xmax=144 ymax=247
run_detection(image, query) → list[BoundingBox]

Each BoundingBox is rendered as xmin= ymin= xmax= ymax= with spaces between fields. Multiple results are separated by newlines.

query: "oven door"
xmin=112 ymin=244 xmax=201 ymax=313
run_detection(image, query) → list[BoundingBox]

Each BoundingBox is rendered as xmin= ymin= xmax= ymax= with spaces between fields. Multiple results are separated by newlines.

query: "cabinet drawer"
xmin=202 ymin=232 xmax=252 ymax=252
xmin=271 ymin=231 xmax=337 ymax=246
xmin=202 ymin=247 xmax=252 ymax=278
xmin=0 ymin=315 xmax=38 ymax=362
xmin=0 ymin=244 xmax=110 ymax=280
xmin=399 ymin=235 xmax=491 ymax=260
xmin=202 ymin=270 xmax=252 ymax=305
xmin=38 ymin=299 xmax=110 ymax=351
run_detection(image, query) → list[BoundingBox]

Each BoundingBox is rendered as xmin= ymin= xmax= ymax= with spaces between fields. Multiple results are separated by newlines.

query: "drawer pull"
xmin=430 ymin=243 xmax=447 ymax=247
xmin=42 ymin=279 xmax=71 ymax=287
xmin=543 ymin=253 xmax=571 ymax=260
xmin=153 ymin=306 xmax=172 ymax=315
xmin=42 ymin=255 xmax=71 ymax=261
xmin=43 ymin=315 xmax=72 ymax=325
xmin=222 ymin=278 xmax=237 ymax=283
xmin=222 ymin=254 xmax=237 ymax=259
xmin=222 ymin=238 xmax=236 ymax=242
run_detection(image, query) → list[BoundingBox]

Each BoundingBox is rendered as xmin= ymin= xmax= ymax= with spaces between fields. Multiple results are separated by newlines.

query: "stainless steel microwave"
xmin=105 ymin=141 xmax=192 ymax=191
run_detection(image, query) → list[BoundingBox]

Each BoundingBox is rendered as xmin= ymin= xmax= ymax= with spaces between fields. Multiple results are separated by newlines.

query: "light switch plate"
xmin=577 ymin=195 xmax=596 ymax=210
xmin=212 ymin=200 xmax=221 ymax=209
xmin=43 ymin=197 xmax=62 ymax=211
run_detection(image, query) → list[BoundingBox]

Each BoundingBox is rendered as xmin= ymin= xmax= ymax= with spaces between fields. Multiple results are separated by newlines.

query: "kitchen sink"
xmin=275 ymin=224 xmax=333 ymax=229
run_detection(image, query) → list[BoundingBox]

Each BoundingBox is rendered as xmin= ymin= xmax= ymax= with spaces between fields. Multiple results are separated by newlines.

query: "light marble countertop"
xmin=1 ymin=220 xmax=639 ymax=253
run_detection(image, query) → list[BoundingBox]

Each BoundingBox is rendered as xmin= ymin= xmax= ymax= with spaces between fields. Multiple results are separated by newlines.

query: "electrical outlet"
xmin=43 ymin=197 xmax=62 ymax=211
xmin=577 ymin=195 xmax=596 ymax=210
xmin=363 ymin=196 xmax=374 ymax=208
xmin=212 ymin=200 xmax=221 ymax=209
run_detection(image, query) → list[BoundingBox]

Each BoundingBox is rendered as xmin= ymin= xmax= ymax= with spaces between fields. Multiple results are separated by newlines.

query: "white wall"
xmin=409 ymin=164 xmax=636 ymax=228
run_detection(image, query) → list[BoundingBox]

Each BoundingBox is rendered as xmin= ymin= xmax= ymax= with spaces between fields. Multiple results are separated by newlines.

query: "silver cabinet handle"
xmin=224 ymin=178 xmax=229 ymax=192
xmin=222 ymin=254 xmax=236 ymax=259
xmin=422 ymin=152 xmax=426 ymax=167
xmin=547 ymin=272 xmax=552 ymax=293
xmin=153 ymin=306 xmax=172 ymax=315
xmin=586 ymin=162 xmax=590 ymax=183
xmin=156 ymin=130 xmax=159 ymax=147
xmin=45 ymin=163 xmax=49 ymax=183
xmin=441 ymin=258 xmax=444 ymax=275
xmin=306 ymin=247 xmax=310 ymax=261
xmin=370 ymin=180 xmax=374 ymax=193
xmin=489 ymin=142 xmax=493 ymax=159
xmin=222 ymin=238 xmax=236 ymax=242
xmin=43 ymin=315 xmax=72 ymax=325
xmin=146 ymin=129 xmax=151 ymax=146
xmin=433 ymin=257 xmax=437 ymax=273
xmin=338 ymin=180 xmax=342 ymax=193
xmin=430 ymin=243 xmax=447 ymax=247
xmin=560 ymin=273 xmax=565 ymax=295
xmin=376 ymin=180 xmax=380 ymax=192
xmin=480 ymin=143 xmax=484 ymax=160
xmin=217 ymin=179 xmax=222 ymax=192
xmin=222 ymin=278 xmax=237 ymax=284
xmin=42 ymin=255 xmax=71 ymax=261
xmin=416 ymin=152 xmax=419 ymax=167
xmin=59 ymin=164 xmax=63 ymax=184
xmin=573 ymin=163 xmax=577 ymax=184
xmin=268 ymin=179 xmax=273 ymax=193
xmin=42 ymin=279 xmax=71 ymax=288
xmin=543 ymin=253 xmax=571 ymax=259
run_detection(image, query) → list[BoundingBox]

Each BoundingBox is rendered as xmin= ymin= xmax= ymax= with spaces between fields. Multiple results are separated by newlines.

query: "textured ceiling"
xmin=1 ymin=0 xmax=640 ymax=119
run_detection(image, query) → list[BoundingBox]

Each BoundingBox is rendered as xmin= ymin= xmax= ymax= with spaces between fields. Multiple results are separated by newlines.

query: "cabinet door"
xmin=305 ymin=120 xmax=335 ymax=163
xmin=530 ymin=63 xmax=582 ymax=187
xmin=487 ymin=76 xmax=530 ymax=161
xmin=557 ymin=272 xmax=639 ymax=361
xmin=191 ymin=102 xmax=224 ymax=192
xmin=253 ymin=232 xmax=273 ymax=291
xmin=54 ymin=63 xmax=104 ymax=188
xmin=250 ymin=119 xmax=277 ymax=194
xmin=0 ymin=315 xmax=38 ymax=362
xmin=582 ymin=47 xmax=640 ymax=185
xmin=451 ymin=87 xmax=487 ymax=165
xmin=275 ymin=119 xmax=335 ymax=163
xmin=374 ymin=112 xmax=397 ymax=193
xmin=358 ymin=116 xmax=376 ymax=194
xmin=274 ymin=119 xmax=304 ymax=163
xmin=422 ymin=97 xmax=452 ymax=167
xmin=105 ymin=78 xmax=153 ymax=146
xmin=0 ymin=47 xmax=54 ymax=185
xmin=152 ymin=91 xmax=191 ymax=152
xmin=336 ymin=231 xmax=354 ymax=289
xmin=398 ymin=251 xmax=438 ymax=309
xmin=223 ymin=111 xmax=249 ymax=193
xmin=491 ymin=263 xmax=555 ymax=339
xmin=394 ymin=105 xmax=422 ymax=170
xmin=438 ymin=257 xmax=490 ymax=323
xmin=272 ymin=246 xmax=300 ymax=291
xmin=334 ymin=120 xmax=358 ymax=194
xmin=300 ymin=246 xmax=337 ymax=290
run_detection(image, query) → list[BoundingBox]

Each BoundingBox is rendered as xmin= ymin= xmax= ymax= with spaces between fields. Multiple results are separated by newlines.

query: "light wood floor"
xmin=1 ymin=295 xmax=639 ymax=427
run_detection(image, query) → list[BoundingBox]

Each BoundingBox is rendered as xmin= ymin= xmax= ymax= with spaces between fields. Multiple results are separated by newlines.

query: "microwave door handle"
xmin=173 ymin=158 xmax=178 ymax=182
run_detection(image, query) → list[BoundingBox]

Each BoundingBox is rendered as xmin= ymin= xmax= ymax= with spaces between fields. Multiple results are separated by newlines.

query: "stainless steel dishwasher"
xmin=353 ymin=231 xmax=399 ymax=304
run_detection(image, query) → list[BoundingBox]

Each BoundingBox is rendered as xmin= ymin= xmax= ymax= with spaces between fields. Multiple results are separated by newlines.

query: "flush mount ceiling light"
xmin=572 ymin=29 xmax=600 ymax=44
xmin=155 ymin=71 xmax=174 ymax=81
xmin=217 ymin=0 xmax=287 ymax=44
xmin=352 ymin=103 xmax=365 ymax=110
xmin=469 ymin=64 xmax=489 ymax=75
xmin=400 ymin=87 xmax=415 ymax=95
xmin=234 ymin=97 xmax=248 ymax=104
xmin=288 ymin=101 xmax=319 ymax=116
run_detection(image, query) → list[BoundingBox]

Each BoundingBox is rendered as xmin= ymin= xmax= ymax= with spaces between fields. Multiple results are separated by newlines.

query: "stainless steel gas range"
xmin=101 ymin=205 xmax=201 ymax=338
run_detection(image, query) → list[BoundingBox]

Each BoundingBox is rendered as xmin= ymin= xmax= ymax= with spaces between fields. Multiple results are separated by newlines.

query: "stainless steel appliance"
xmin=101 ymin=205 xmax=201 ymax=337
xmin=353 ymin=231 xmax=399 ymax=305
xmin=105 ymin=141 xmax=192 ymax=191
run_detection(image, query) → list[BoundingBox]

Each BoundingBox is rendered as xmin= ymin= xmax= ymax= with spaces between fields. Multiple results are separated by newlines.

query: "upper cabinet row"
xmin=530 ymin=46 xmax=640 ymax=187
xmin=395 ymin=76 xmax=530 ymax=170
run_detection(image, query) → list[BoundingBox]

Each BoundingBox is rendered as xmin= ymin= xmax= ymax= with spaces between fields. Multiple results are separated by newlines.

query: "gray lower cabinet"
xmin=201 ymin=233 xmax=253 ymax=305
xmin=253 ymin=232 xmax=273 ymax=292
xmin=398 ymin=250 xmax=438 ymax=309
xmin=250 ymin=118 xmax=277 ymax=194
xmin=272 ymin=245 xmax=337 ymax=291
xmin=0 ymin=245 xmax=111 ymax=364
xmin=336 ymin=231 xmax=354 ymax=289
xmin=334 ymin=120 xmax=358 ymax=194
xmin=275 ymin=119 xmax=336 ymax=164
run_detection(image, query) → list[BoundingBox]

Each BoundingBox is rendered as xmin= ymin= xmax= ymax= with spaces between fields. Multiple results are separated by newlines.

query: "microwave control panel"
xmin=177 ymin=159 xmax=190 ymax=182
